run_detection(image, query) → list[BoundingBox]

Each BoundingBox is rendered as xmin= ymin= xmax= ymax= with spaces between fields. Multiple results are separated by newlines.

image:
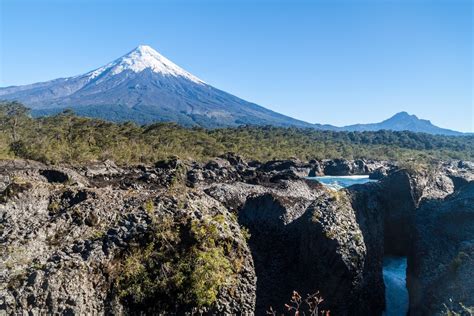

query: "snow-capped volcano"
xmin=0 ymin=45 xmax=464 ymax=134
xmin=0 ymin=45 xmax=312 ymax=128
xmin=85 ymin=45 xmax=204 ymax=84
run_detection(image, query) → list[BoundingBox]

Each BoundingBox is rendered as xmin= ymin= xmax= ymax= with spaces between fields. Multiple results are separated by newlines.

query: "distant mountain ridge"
xmin=339 ymin=112 xmax=464 ymax=136
xmin=0 ymin=45 xmax=466 ymax=135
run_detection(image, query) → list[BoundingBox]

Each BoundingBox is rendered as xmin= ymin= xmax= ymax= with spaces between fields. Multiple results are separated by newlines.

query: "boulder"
xmin=154 ymin=156 xmax=181 ymax=170
xmin=457 ymin=160 xmax=474 ymax=170
xmin=258 ymin=159 xmax=312 ymax=177
xmin=444 ymin=160 xmax=474 ymax=183
xmin=258 ymin=159 xmax=299 ymax=172
xmin=218 ymin=152 xmax=246 ymax=167
xmin=82 ymin=159 xmax=123 ymax=178
xmin=204 ymin=157 xmax=232 ymax=170
xmin=353 ymin=159 xmax=369 ymax=174
xmin=323 ymin=159 xmax=353 ymax=176
xmin=308 ymin=160 xmax=324 ymax=177
xmin=0 ymin=159 xmax=88 ymax=187
xmin=369 ymin=167 xmax=388 ymax=180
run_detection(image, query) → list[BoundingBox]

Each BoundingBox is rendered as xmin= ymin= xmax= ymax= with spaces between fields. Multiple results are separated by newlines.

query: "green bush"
xmin=116 ymin=213 xmax=240 ymax=311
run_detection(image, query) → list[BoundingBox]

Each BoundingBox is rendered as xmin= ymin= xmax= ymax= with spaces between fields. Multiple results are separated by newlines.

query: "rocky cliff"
xmin=408 ymin=182 xmax=474 ymax=315
xmin=0 ymin=159 xmax=255 ymax=314
xmin=1 ymin=156 xmax=472 ymax=315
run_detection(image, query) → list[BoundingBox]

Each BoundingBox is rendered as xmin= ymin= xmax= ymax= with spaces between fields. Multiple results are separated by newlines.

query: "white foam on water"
xmin=307 ymin=175 xmax=375 ymax=190
xmin=309 ymin=175 xmax=370 ymax=179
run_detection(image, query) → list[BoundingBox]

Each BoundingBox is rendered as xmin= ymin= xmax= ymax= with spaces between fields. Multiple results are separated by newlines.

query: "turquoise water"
xmin=307 ymin=175 xmax=375 ymax=190
xmin=383 ymin=257 xmax=409 ymax=316
xmin=308 ymin=176 xmax=409 ymax=316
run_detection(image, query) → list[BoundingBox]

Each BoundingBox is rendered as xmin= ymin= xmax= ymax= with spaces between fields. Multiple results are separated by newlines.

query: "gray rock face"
xmin=3 ymin=156 xmax=389 ymax=315
xmin=379 ymin=170 xmax=419 ymax=256
xmin=378 ymin=169 xmax=457 ymax=256
xmin=81 ymin=159 xmax=123 ymax=177
xmin=408 ymin=183 xmax=474 ymax=315
xmin=308 ymin=160 xmax=324 ymax=177
xmin=0 ymin=160 xmax=256 ymax=315
xmin=206 ymin=174 xmax=386 ymax=315
xmin=2 ymin=156 xmax=472 ymax=315
xmin=201 ymin=162 xmax=380 ymax=314
xmin=258 ymin=159 xmax=313 ymax=177
xmin=347 ymin=182 xmax=386 ymax=314
xmin=0 ymin=159 xmax=88 ymax=187
xmin=370 ymin=163 xmax=473 ymax=315
xmin=323 ymin=159 xmax=353 ymax=176
xmin=319 ymin=159 xmax=396 ymax=177
xmin=295 ymin=188 xmax=385 ymax=316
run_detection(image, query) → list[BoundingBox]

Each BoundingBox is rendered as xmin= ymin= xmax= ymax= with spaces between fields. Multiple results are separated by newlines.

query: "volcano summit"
xmin=0 ymin=45 xmax=313 ymax=127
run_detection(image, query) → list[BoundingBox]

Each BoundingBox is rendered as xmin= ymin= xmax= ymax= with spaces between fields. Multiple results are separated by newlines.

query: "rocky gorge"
xmin=0 ymin=156 xmax=473 ymax=315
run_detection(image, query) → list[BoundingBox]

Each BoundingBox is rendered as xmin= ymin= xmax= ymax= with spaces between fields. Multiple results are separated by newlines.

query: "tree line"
xmin=1 ymin=102 xmax=472 ymax=165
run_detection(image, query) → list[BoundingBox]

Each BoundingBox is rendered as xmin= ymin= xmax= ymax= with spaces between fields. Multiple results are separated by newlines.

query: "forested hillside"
xmin=1 ymin=102 xmax=472 ymax=164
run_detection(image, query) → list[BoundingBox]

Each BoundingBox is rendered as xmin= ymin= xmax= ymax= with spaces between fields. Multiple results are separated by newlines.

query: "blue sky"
xmin=1 ymin=0 xmax=472 ymax=131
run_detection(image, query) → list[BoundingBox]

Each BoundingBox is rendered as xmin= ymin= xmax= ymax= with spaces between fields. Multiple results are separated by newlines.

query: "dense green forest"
xmin=0 ymin=102 xmax=472 ymax=165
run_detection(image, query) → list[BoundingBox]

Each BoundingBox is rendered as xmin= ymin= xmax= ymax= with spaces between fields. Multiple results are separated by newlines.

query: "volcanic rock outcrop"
xmin=1 ymin=156 xmax=472 ymax=315
xmin=408 ymin=183 xmax=474 ymax=315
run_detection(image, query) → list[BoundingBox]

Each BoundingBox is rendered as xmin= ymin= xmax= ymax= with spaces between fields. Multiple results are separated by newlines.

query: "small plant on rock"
xmin=115 ymin=212 xmax=241 ymax=312
xmin=143 ymin=199 xmax=154 ymax=214
xmin=443 ymin=299 xmax=474 ymax=316
xmin=267 ymin=290 xmax=330 ymax=316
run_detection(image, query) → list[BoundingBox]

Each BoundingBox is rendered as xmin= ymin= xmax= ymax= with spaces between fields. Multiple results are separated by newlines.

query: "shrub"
xmin=443 ymin=300 xmax=474 ymax=316
xmin=115 ymin=212 xmax=240 ymax=312
xmin=1 ymin=101 xmax=472 ymax=165
xmin=267 ymin=290 xmax=330 ymax=316
xmin=143 ymin=199 xmax=154 ymax=214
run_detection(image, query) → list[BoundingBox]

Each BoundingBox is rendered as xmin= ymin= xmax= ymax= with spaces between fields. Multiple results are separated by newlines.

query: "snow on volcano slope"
xmin=0 ymin=45 xmax=313 ymax=128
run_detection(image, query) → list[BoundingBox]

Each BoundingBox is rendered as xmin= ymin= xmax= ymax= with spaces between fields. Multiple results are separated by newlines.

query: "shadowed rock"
xmin=408 ymin=183 xmax=474 ymax=315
